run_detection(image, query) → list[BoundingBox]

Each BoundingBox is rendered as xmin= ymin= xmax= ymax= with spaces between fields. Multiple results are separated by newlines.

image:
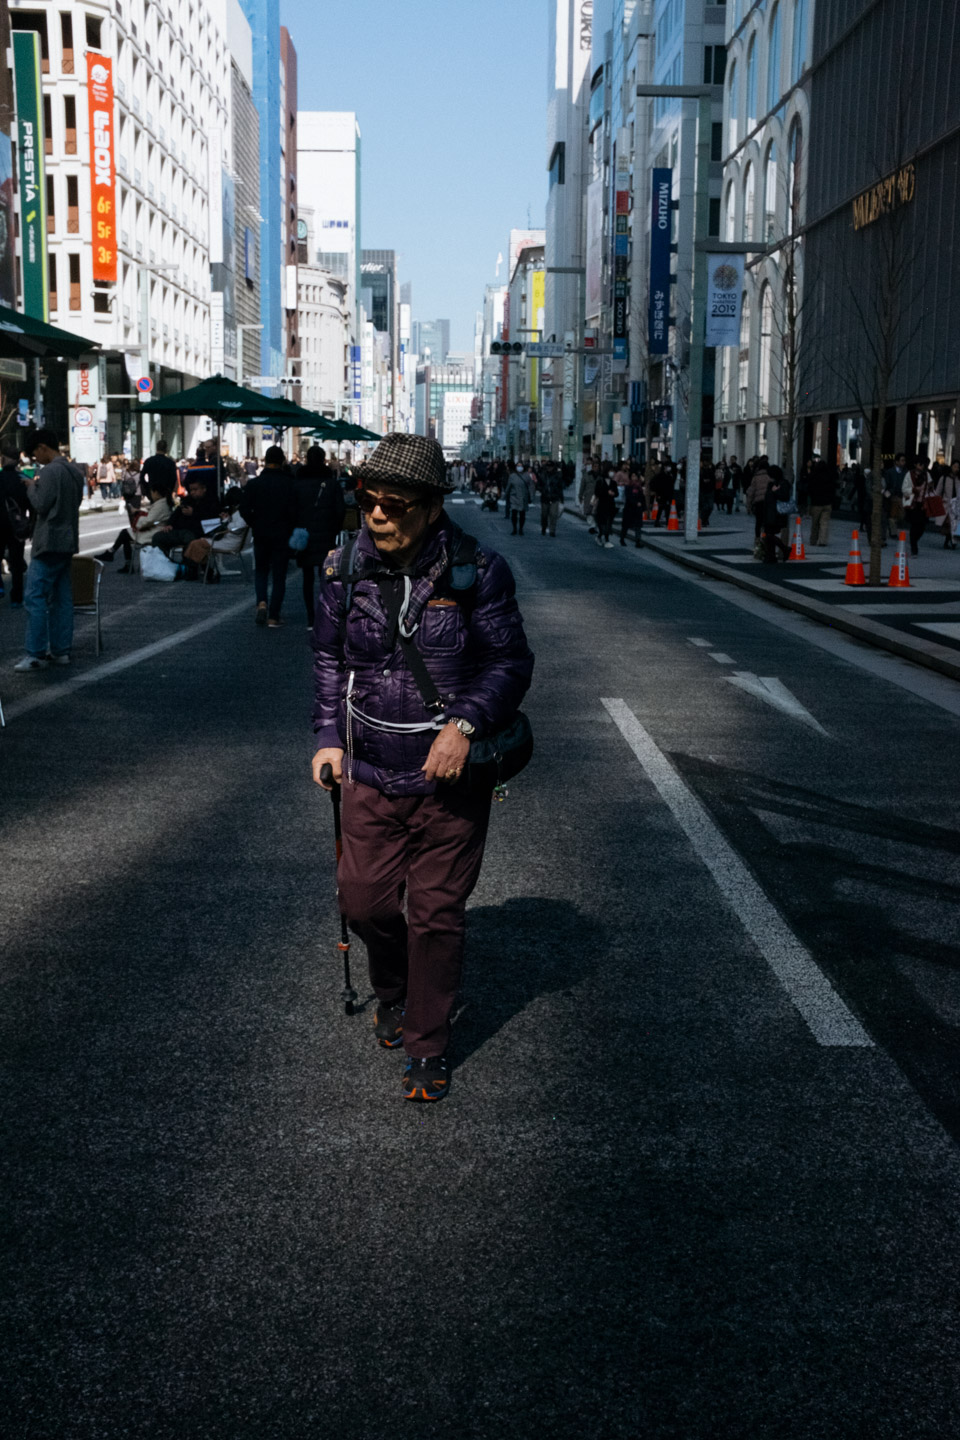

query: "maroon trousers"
xmin=337 ymin=781 xmax=492 ymax=1057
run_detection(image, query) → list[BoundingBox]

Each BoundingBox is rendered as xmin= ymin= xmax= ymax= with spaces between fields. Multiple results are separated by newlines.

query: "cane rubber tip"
xmin=344 ymin=1001 xmax=355 ymax=1016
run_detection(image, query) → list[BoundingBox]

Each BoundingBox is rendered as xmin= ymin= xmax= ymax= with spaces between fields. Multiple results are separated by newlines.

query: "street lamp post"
xmin=636 ymin=85 xmax=712 ymax=544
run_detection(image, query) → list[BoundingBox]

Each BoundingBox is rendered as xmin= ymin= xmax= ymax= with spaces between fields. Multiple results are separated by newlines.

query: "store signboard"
xmin=87 ymin=52 xmax=117 ymax=283
xmin=704 ymin=254 xmax=744 ymax=347
xmin=12 ymin=31 xmax=48 ymax=319
xmin=0 ymin=133 xmax=17 ymax=308
xmin=648 ymin=168 xmax=672 ymax=355
xmin=585 ymin=180 xmax=604 ymax=319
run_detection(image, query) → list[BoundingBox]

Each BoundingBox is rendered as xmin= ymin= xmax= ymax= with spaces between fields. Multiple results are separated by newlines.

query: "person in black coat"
xmin=239 ymin=445 xmax=296 ymax=626
xmin=0 ymin=439 xmax=32 ymax=605
xmin=293 ymin=446 xmax=345 ymax=628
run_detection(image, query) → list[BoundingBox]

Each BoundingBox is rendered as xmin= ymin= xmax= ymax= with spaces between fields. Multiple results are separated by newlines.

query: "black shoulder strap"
xmin=375 ymin=574 xmax=445 ymax=715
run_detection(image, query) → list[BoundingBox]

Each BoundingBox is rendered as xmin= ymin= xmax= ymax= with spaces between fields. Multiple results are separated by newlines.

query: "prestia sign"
xmin=12 ymin=31 xmax=48 ymax=320
xmin=87 ymin=54 xmax=117 ymax=283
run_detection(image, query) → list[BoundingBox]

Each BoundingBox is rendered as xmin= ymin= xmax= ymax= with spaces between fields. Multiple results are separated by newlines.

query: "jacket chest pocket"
xmin=417 ymin=600 xmax=465 ymax=654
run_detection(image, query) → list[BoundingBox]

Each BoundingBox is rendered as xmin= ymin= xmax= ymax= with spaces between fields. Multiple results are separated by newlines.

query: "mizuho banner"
xmin=12 ymin=31 xmax=48 ymax=320
xmin=87 ymin=53 xmax=117 ymax=283
xmin=648 ymin=168 xmax=672 ymax=355
xmin=704 ymin=254 xmax=744 ymax=347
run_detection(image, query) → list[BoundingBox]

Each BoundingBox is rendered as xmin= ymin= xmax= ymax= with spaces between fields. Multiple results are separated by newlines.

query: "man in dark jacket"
xmin=293 ymin=446 xmax=345 ymax=627
xmin=539 ymin=462 xmax=566 ymax=536
xmin=0 ymin=439 xmax=31 ymax=606
xmin=312 ymin=433 xmax=534 ymax=1102
xmin=139 ymin=438 xmax=178 ymax=500
xmin=239 ymin=445 xmax=296 ymax=626
xmin=15 ymin=429 xmax=84 ymax=671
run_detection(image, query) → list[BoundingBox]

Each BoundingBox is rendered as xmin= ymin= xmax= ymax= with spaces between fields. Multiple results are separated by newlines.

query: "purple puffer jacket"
xmin=312 ymin=516 xmax=535 ymax=796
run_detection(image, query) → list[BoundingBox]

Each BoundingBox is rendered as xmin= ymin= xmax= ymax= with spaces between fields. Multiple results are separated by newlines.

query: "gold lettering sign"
xmin=852 ymin=162 xmax=916 ymax=231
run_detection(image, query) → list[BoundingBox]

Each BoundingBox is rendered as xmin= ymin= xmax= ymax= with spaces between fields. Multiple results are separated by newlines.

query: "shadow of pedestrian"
xmin=452 ymin=896 xmax=598 ymax=1065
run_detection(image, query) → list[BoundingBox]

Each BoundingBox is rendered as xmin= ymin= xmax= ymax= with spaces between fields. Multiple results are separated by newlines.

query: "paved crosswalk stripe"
xmin=601 ymin=697 xmax=873 ymax=1048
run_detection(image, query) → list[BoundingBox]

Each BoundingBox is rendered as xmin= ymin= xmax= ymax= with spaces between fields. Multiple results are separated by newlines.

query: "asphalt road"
xmin=3 ymin=500 xmax=960 ymax=1439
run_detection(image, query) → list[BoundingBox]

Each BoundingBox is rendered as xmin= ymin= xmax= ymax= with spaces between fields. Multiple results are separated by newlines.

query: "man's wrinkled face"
xmin=358 ymin=484 xmax=442 ymax=559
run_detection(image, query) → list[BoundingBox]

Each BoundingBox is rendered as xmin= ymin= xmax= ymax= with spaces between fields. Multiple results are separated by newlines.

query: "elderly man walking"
xmin=311 ymin=434 xmax=534 ymax=1102
xmin=14 ymin=429 xmax=84 ymax=672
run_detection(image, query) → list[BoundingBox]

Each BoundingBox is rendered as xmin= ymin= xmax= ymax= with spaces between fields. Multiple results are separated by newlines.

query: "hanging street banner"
xmin=87 ymin=52 xmax=117 ymax=283
xmin=704 ymin=253 xmax=744 ymax=347
xmin=12 ymin=31 xmax=48 ymax=320
xmin=648 ymin=168 xmax=671 ymax=355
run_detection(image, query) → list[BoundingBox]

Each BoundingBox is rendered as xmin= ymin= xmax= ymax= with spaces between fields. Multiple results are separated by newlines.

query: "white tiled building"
xmin=296 ymin=208 xmax=349 ymax=425
xmin=8 ymin=0 xmax=244 ymax=457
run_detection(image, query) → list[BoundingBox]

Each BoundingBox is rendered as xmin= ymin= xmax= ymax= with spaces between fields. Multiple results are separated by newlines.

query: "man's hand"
xmin=312 ymin=747 xmax=345 ymax=789
xmin=422 ymin=723 xmax=471 ymax=784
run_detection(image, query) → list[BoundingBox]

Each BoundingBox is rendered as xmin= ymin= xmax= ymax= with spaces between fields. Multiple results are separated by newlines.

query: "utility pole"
xmin=637 ymin=85 xmax=711 ymax=544
xmin=547 ymin=266 xmax=585 ymax=488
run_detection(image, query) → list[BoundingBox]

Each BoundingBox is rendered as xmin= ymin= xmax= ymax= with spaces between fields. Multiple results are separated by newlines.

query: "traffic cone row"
xmin=844 ymin=529 xmax=866 ymax=585
xmin=666 ymin=500 xmax=680 ymax=532
xmin=788 ymin=514 xmax=806 ymax=561
xmin=888 ymin=530 xmax=911 ymax=587
xmin=650 ymin=501 xmax=659 ymax=524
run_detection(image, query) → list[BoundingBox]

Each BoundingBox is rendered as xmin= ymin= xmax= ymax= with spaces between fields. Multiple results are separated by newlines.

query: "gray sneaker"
xmin=14 ymin=655 xmax=48 ymax=672
xmin=47 ymin=653 xmax=71 ymax=667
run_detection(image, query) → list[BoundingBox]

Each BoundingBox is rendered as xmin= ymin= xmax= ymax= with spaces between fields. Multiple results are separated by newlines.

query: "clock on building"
xmin=296 ymin=219 xmax=308 ymax=240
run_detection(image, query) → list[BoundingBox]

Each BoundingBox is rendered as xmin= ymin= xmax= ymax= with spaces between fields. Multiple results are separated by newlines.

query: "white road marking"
xmin=687 ymin=637 xmax=712 ymax=647
xmin=725 ymin=671 xmax=828 ymax=735
xmin=783 ymin=576 xmax=960 ymax=593
xmin=915 ymin=622 xmax=960 ymax=641
xmin=3 ymin=599 xmax=250 ymax=722
xmin=845 ymin=601 xmax=960 ymax=616
xmin=708 ymin=651 xmax=734 ymax=664
xmin=635 ymin=545 xmax=960 ymax=720
xmin=601 ymin=698 xmax=872 ymax=1047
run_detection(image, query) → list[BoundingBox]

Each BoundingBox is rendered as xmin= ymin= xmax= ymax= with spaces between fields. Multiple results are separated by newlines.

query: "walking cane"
xmin=320 ymin=764 xmax=358 ymax=1015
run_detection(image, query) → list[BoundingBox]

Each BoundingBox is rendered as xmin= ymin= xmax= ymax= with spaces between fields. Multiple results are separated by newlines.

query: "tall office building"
xmin=297 ymin=111 xmax=362 ymax=344
xmin=237 ymin=0 xmax=283 ymax=379
xmin=360 ymin=248 xmax=398 ymax=429
xmin=412 ymin=318 xmax=450 ymax=365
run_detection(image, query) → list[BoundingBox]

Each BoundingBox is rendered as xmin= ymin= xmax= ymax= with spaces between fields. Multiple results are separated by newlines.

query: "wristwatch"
xmin=449 ymin=716 xmax=475 ymax=737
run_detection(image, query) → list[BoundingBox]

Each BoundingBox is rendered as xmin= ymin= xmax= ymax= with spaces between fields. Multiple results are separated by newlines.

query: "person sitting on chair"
xmin=150 ymin=474 xmax=221 ymax=579
xmin=96 ymin=481 xmax=174 ymax=571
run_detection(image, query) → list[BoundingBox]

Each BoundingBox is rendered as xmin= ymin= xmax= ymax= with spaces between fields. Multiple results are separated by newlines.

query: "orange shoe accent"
xmin=844 ymin=529 xmax=866 ymax=586
xmin=666 ymin=500 xmax=680 ymax=532
xmin=888 ymin=530 xmax=911 ymax=587
xmin=788 ymin=514 xmax=806 ymax=560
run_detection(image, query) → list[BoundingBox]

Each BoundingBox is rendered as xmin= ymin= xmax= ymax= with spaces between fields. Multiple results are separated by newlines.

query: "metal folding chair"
xmin=71 ymin=555 xmax=104 ymax=655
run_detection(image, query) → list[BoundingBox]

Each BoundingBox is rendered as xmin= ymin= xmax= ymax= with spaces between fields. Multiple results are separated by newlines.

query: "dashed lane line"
xmin=601 ymin=698 xmax=872 ymax=1048
xmin=708 ymin=651 xmax=735 ymax=664
xmin=2 ymin=598 xmax=251 ymax=723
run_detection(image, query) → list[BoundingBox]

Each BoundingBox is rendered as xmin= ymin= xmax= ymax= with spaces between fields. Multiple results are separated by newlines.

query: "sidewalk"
xmin=570 ymin=501 xmax=960 ymax=682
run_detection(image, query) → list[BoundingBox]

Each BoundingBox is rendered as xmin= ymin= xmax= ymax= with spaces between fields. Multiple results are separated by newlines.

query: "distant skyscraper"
xmin=298 ymin=112 xmax=362 ymax=343
xmin=413 ymin=319 xmax=450 ymax=364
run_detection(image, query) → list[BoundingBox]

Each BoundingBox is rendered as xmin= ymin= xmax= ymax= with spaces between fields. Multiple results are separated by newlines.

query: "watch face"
xmin=296 ymin=218 xmax=308 ymax=240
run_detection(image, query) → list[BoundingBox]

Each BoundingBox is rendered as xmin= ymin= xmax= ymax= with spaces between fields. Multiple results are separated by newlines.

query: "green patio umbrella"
xmin=0 ymin=303 xmax=97 ymax=360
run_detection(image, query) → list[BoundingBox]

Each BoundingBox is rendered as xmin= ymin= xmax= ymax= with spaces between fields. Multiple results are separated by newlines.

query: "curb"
xmin=563 ymin=504 xmax=960 ymax=685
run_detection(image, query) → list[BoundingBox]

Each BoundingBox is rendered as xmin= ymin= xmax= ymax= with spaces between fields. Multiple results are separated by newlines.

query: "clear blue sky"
xmin=279 ymin=0 xmax=547 ymax=351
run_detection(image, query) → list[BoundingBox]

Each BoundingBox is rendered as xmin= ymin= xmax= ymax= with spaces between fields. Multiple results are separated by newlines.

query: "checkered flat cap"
xmin=358 ymin=433 xmax=453 ymax=492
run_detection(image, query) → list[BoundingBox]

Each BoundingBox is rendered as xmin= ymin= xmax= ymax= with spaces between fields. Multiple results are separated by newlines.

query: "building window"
xmin=60 ymin=13 xmax=74 ymax=73
xmin=67 ymin=174 xmax=79 ymax=232
xmin=93 ymin=289 xmax=111 ymax=313
xmin=64 ymin=95 xmax=77 ymax=154
xmin=727 ymin=62 xmax=738 ymax=150
xmin=711 ymin=122 xmax=723 ymax=163
xmin=48 ymin=252 xmax=58 ymax=311
xmin=743 ymin=162 xmax=755 ymax=241
xmin=703 ymin=45 xmax=726 ymax=86
xmin=46 ymin=174 xmax=55 ymax=233
xmin=738 ymin=291 xmax=751 ymax=419
xmin=43 ymin=95 xmax=53 ymax=156
xmin=549 ymin=141 xmax=566 ymax=188
xmin=791 ymin=0 xmax=808 ymax=84
xmin=788 ymin=120 xmax=802 ymax=228
xmin=745 ymin=35 xmax=757 ymax=127
xmin=767 ymin=3 xmax=782 ymax=112
xmin=709 ymin=196 xmax=721 ymax=237
xmin=762 ymin=142 xmax=778 ymax=241
xmin=10 ymin=12 xmax=50 ymax=71
xmin=724 ymin=181 xmax=736 ymax=241
xmin=85 ymin=15 xmax=102 ymax=50
xmin=759 ymin=283 xmax=774 ymax=412
xmin=68 ymin=252 xmax=81 ymax=310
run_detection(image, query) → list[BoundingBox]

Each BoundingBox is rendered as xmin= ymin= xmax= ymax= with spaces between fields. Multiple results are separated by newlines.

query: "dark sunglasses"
xmin=357 ymin=489 xmax=425 ymax=519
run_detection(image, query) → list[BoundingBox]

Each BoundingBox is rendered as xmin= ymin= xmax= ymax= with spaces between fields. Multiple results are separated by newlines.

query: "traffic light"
xmin=490 ymin=341 xmax=524 ymax=355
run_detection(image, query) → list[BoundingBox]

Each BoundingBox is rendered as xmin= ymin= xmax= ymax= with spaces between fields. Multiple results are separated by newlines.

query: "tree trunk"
xmin=868 ymin=401 xmax=887 ymax=585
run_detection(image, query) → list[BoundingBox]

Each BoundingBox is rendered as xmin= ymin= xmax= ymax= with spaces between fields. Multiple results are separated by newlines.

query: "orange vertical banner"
xmin=87 ymin=53 xmax=117 ymax=283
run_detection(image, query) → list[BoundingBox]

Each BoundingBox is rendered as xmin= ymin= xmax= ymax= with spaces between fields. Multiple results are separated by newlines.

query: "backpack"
xmin=4 ymin=491 xmax=33 ymax=542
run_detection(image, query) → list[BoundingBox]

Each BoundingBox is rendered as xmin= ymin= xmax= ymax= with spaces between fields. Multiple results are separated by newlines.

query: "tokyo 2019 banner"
xmin=704 ymin=254 xmax=744 ymax=347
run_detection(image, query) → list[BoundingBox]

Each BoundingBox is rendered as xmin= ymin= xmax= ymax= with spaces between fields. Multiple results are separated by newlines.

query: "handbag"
xmin=374 ymin=573 xmax=533 ymax=794
xmin=140 ymin=545 xmax=180 ymax=581
xmin=290 ymin=526 xmax=309 ymax=551
xmin=924 ymin=493 xmax=946 ymax=519
xmin=776 ymin=498 xmax=797 ymax=517
xmin=4 ymin=493 xmax=33 ymax=541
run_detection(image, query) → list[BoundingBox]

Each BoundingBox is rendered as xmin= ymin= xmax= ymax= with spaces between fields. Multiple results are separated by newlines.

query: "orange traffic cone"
xmin=788 ymin=514 xmax=806 ymax=560
xmin=666 ymin=500 xmax=680 ymax=532
xmin=650 ymin=501 xmax=659 ymax=524
xmin=888 ymin=530 xmax=911 ymax=587
xmin=844 ymin=529 xmax=866 ymax=586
